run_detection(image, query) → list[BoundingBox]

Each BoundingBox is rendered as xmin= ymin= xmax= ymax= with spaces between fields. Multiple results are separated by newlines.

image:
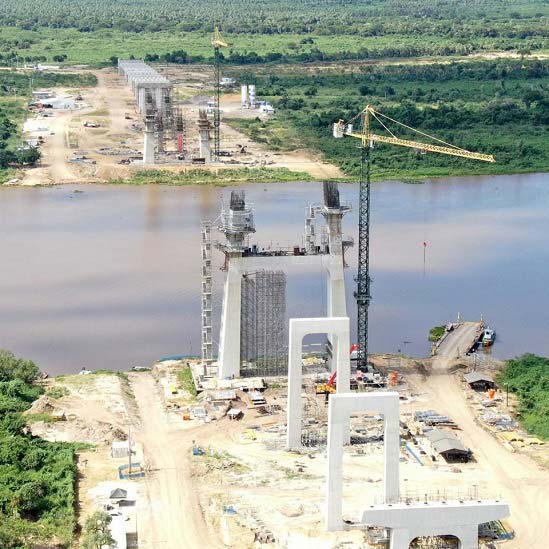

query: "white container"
xmin=248 ymin=84 xmax=256 ymax=107
xmin=241 ymin=84 xmax=248 ymax=106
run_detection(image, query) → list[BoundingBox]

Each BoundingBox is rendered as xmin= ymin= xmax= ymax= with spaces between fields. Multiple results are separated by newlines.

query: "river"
xmin=1 ymin=173 xmax=547 ymax=375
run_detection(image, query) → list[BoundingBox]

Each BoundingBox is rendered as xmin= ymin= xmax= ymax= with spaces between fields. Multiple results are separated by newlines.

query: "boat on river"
xmin=482 ymin=327 xmax=496 ymax=347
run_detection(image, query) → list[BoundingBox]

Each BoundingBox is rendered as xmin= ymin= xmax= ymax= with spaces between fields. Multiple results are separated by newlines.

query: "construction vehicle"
xmin=316 ymin=343 xmax=361 ymax=394
xmin=334 ymin=105 xmax=495 ymax=372
xmin=316 ymin=370 xmax=337 ymax=395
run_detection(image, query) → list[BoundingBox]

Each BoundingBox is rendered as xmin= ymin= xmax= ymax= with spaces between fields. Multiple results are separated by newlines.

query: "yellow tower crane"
xmin=333 ymin=104 xmax=495 ymax=372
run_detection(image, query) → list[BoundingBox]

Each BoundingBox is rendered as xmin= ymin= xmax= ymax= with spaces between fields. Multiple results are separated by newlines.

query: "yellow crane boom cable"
xmin=369 ymin=109 xmax=397 ymax=139
xmin=370 ymin=107 xmax=468 ymax=152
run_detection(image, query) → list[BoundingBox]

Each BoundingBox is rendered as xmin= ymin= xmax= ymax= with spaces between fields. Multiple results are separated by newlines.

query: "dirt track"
xmin=428 ymin=353 xmax=549 ymax=547
xmin=130 ymin=373 xmax=222 ymax=548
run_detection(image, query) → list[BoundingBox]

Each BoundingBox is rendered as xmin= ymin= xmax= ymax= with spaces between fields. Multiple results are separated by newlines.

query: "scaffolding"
xmin=240 ymin=270 xmax=287 ymax=377
xmin=174 ymin=107 xmax=187 ymax=153
xmin=201 ymin=222 xmax=213 ymax=369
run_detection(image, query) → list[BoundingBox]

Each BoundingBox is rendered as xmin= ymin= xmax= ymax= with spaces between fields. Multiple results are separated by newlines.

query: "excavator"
xmin=316 ymin=344 xmax=360 ymax=394
xmin=316 ymin=370 xmax=338 ymax=395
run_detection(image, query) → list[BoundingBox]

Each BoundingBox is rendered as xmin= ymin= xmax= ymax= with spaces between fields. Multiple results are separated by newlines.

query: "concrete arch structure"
xmin=326 ymin=392 xmax=400 ymax=531
xmin=325 ymin=393 xmax=510 ymax=548
xmin=287 ymin=317 xmax=350 ymax=450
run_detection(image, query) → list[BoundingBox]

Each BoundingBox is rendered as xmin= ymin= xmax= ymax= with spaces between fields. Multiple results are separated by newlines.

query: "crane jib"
xmin=343 ymin=131 xmax=495 ymax=163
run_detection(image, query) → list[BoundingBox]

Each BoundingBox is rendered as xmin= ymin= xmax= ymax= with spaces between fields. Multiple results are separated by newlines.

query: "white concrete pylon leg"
xmin=287 ymin=317 xmax=351 ymax=450
xmin=324 ymin=209 xmax=347 ymax=370
xmin=218 ymin=258 xmax=242 ymax=379
xmin=326 ymin=392 xmax=400 ymax=531
xmin=390 ymin=528 xmax=411 ymax=549
xmin=454 ymin=526 xmax=479 ymax=549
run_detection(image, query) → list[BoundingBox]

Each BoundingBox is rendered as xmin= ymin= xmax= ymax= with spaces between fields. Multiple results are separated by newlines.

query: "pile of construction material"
xmin=413 ymin=409 xmax=458 ymax=428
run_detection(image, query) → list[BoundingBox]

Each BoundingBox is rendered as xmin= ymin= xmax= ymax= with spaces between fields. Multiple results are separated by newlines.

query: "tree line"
xmin=497 ymin=354 xmax=549 ymax=439
xmin=0 ymin=350 xmax=78 ymax=547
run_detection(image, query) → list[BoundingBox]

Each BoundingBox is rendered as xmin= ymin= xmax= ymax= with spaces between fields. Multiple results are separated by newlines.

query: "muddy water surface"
xmin=1 ymin=173 xmax=547 ymax=374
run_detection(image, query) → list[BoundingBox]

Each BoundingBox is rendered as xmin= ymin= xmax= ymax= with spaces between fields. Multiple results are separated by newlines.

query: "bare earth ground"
xmin=28 ymin=349 xmax=548 ymax=547
xmin=129 ymin=372 xmax=223 ymax=548
xmin=19 ymin=67 xmax=342 ymax=185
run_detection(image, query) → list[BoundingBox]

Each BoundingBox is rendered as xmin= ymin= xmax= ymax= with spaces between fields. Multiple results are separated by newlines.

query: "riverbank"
xmin=3 ymin=165 xmax=548 ymax=188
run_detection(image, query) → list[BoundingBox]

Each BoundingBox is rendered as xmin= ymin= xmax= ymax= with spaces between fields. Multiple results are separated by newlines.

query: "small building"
xmin=426 ymin=428 xmax=472 ymax=463
xmin=32 ymin=90 xmax=54 ymax=100
xmin=464 ymin=372 xmax=496 ymax=391
xmin=111 ymin=440 xmax=134 ymax=459
xmin=227 ymin=408 xmax=243 ymax=420
xmin=109 ymin=488 xmax=128 ymax=500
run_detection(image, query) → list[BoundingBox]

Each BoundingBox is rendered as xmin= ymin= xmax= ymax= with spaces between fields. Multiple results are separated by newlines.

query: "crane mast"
xmin=212 ymin=26 xmax=228 ymax=161
xmin=334 ymin=104 xmax=495 ymax=372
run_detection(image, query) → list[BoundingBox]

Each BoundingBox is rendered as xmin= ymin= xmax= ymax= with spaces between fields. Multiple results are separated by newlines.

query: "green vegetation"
xmin=0 ymin=1 xmax=546 ymax=66
xmin=429 ymin=325 xmax=447 ymax=343
xmin=81 ymin=511 xmax=115 ymax=549
xmin=0 ymin=350 xmax=79 ymax=547
xmin=178 ymin=366 xmax=197 ymax=397
xmin=45 ymin=386 xmax=70 ymax=399
xmin=231 ymin=59 xmax=549 ymax=178
xmin=24 ymin=413 xmax=56 ymax=424
xmin=0 ymin=71 xmax=97 ymax=96
xmin=497 ymin=354 xmax=549 ymax=440
xmin=114 ymin=167 xmax=312 ymax=187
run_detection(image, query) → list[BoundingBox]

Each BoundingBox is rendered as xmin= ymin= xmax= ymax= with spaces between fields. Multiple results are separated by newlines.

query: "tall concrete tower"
xmin=197 ymin=109 xmax=212 ymax=161
xmin=321 ymin=182 xmax=352 ymax=363
xmin=215 ymin=184 xmax=351 ymax=380
xmin=143 ymin=112 xmax=155 ymax=165
xmin=217 ymin=191 xmax=256 ymax=376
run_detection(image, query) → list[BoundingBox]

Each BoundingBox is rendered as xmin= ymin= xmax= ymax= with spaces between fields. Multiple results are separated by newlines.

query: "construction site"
xmin=18 ymin=30 xmax=340 ymax=185
xmin=50 ymin=171 xmax=549 ymax=548
xmin=16 ymin=32 xmax=547 ymax=549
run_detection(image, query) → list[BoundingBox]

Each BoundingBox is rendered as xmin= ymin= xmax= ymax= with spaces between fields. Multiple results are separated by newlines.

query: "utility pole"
xmin=127 ymin=423 xmax=132 ymax=475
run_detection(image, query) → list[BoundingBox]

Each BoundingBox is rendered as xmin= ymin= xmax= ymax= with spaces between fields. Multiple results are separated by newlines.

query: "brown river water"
xmin=1 ymin=173 xmax=547 ymax=375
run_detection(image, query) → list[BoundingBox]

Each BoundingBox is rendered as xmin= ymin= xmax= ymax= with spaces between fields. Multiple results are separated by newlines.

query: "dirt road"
xmin=428 ymin=354 xmax=549 ymax=548
xmin=129 ymin=373 xmax=222 ymax=548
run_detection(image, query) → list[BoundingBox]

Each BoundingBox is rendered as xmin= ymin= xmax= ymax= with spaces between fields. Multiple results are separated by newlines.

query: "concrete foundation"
xmin=365 ymin=500 xmax=509 ymax=549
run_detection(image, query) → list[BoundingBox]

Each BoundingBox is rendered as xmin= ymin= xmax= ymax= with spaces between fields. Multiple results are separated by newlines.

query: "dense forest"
xmin=497 ymin=354 xmax=549 ymax=439
xmin=0 ymin=350 xmax=78 ymax=547
xmin=0 ymin=0 xmax=546 ymax=65
xmin=227 ymin=59 xmax=549 ymax=177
